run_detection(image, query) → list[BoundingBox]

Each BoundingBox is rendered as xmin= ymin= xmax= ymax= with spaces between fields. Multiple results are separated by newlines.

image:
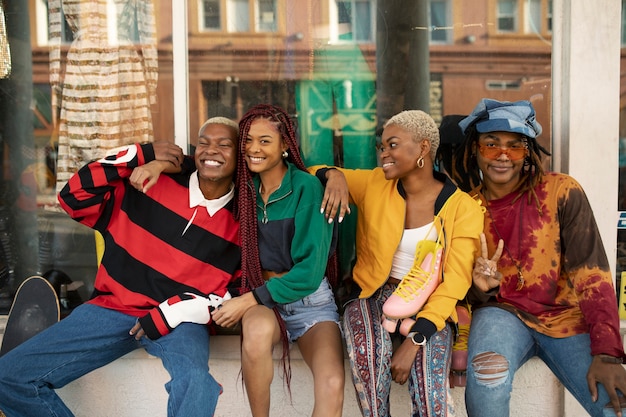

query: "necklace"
xmin=259 ymin=182 xmax=281 ymax=196
xmin=484 ymin=198 xmax=525 ymax=291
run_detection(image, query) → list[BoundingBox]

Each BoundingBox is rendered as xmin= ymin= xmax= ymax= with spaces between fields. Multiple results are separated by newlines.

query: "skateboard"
xmin=0 ymin=276 xmax=60 ymax=357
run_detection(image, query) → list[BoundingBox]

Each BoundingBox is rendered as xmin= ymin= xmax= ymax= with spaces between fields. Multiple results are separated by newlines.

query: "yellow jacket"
xmin=312 ymin=166 xmax=483 ymax=330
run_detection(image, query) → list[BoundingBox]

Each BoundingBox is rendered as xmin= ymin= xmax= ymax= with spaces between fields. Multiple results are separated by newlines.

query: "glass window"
xmin=227 ymin=0 xmax=250 ymax=32
xmin=497 ymin=0 xmax=517 ymax=32
xmin=547 ymin=0 xmax=553 ymax=33
xmin=622 ymin=0 xmax=626 ymax=46
xmin=495 ymin=0 xmax=552 ymax=37
xmin=525 ymin=0 xmax=541 ymax=34
xmin=335 ymin=0 xmax=374 ymax=42
xmin=431 ymin=0 xmax=451 ymax=43
xmin=7 ymin=0 xmax=613 ymax=324
xmin=201 ymin=0 xmax=221 ymax=31
xmin=256 ymin=0 xmax=276 ymax=32
xmin=216 ymin=0 xmax=278 ymax=33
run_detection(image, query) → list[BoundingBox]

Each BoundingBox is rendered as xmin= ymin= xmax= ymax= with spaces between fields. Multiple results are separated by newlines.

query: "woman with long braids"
xmin=213 ymin=104 xmax=345 ymax=417
xmin=453 ymin=98 xmax=626 ymax=417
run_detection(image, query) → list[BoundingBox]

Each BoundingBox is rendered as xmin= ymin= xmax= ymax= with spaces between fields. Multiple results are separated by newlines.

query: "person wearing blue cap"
xmin=453 ymin=98 xmax=626 ymax=417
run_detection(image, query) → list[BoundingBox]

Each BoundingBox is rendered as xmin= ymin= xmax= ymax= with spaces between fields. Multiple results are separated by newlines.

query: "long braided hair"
xmin=452 ymin=124 xmax=551 ymax=210
xmin=236 ymin=103 xmax=337 ymax=390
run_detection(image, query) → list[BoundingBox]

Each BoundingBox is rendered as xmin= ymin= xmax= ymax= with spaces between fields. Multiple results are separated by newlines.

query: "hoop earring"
xmin=416 ymin=155 xmax=424 ymax=168
xmin=282 ymin=150 xmax=288 ymax=159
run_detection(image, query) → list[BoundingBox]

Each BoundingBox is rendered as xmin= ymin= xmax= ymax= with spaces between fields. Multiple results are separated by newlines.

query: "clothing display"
xmin=0 ymin=3 xmax=10 ymax=79
xmin=49 ymin=0 xmax=158 ymax=193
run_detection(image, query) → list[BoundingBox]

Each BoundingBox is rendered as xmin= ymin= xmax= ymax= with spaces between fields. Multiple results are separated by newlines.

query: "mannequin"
xmin=49 ymin=0 xmax=158 ymax=192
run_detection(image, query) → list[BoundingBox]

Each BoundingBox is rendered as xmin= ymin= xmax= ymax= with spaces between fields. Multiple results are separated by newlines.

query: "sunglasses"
xmin=478 ymin=144 xmax=528 ymax=161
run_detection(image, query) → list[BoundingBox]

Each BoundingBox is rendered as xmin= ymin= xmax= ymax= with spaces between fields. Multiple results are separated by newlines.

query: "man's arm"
xmin=58 ymin=143 xmax=152 ymax=228
xmin=129 ymin=142 xmax=187 ymax=194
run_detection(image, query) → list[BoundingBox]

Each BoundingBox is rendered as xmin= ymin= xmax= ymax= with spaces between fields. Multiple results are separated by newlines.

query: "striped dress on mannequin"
xmin=49 ymin=0 xmax=158 ymax=193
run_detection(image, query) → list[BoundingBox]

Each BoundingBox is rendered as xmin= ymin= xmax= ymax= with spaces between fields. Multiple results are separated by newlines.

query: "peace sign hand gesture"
xmin=473 ymin=233 xmax=504 ymax=292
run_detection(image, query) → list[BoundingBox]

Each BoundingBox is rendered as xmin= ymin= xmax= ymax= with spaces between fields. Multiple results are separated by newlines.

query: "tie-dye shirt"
xmin=470 ymin=172 xmax=625 ymax=359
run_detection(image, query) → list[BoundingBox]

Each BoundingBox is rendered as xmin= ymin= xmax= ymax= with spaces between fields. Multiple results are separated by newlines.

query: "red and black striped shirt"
xmin=58 ymin=143 xmax=241 ymax=319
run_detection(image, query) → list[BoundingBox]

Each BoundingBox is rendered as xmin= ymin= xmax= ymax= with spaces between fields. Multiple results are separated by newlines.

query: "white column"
xmin=552 ymin=0 xmax=621 ymax=282
xmin=172 ymin=0 xmax=190 ymax=152
xmin=552 ymin=1 xmax=622 ymax=416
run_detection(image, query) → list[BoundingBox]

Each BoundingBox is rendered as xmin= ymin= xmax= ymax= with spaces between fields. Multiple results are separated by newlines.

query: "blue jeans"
xmin=0 ymin=303 xmax=221 ymax=417
xmin=465 ymin=306 xmax=625 ymax=417
xmin=277 ymin=277 xmax=340 ymax=342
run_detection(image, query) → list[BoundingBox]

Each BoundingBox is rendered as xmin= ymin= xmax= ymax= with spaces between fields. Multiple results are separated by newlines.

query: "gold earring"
xmin=416 ymin=155 xmax=424 ymax=168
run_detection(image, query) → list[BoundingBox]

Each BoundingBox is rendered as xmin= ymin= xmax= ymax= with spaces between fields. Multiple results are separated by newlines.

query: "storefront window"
xmin=10 ymin=0 xmax=619 ymax=313
xmin=616 ymin=0 xmax=626 ymax=316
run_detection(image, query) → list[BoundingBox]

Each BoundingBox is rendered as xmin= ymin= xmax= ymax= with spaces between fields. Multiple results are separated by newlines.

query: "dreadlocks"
xmin=235 ymin=103 xmax=338 ymax=391
xmin=236 ymin=104 xmax=306 ymax=290
xmin=452 ymin=125 xmax=551 ymax=210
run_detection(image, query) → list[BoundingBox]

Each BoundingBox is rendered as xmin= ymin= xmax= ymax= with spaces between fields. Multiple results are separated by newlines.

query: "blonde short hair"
xmin=384 ymin=110 xmax=440 ymax=160
xmin=198 ymin=117 xmax=239 ymax=136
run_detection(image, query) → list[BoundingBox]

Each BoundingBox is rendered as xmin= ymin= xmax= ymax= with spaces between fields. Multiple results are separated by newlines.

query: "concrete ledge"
xmin=55 ymin=336 xmax=566 ymax=417
xmin=0 ymin=317 xmax=578 ymax=417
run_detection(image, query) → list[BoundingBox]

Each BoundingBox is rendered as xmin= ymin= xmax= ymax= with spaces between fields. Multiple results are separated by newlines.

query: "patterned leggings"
xmin=343 ymin=283 xmax=454 ymax=417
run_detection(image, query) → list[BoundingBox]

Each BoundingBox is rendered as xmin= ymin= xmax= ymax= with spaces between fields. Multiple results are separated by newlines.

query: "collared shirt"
xmin=188 ymin=170 xmax=235 ymax=216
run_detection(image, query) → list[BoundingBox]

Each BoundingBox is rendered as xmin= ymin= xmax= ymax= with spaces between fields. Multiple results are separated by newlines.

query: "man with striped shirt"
xmin=0 ymin=117 xmax=241 ymax=417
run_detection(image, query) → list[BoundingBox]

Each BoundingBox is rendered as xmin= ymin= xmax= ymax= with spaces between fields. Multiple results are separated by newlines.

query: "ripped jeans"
xmin=465 ymin=306 xmax=625 ymax=417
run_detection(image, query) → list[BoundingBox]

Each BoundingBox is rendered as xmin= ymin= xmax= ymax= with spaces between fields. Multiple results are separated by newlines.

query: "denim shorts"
xmin=276 ymin=277 xmax=340 ymax=342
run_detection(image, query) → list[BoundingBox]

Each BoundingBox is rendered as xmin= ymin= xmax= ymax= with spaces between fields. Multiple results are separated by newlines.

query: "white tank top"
xmin=390 ymin=222 xmax=438 ymax=279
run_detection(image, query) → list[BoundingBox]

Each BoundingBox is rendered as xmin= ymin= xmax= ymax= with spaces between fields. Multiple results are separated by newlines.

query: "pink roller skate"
xmin=398 ymin=317 xmax=415 ymax=336
xmin=450 ymin=304 xmax=471 ymax=387
xmin=381 ymin=247 xmax=443 ymax=333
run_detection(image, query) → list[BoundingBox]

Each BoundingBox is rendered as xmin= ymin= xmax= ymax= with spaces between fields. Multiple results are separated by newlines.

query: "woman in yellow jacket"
xmin=312 ymin=110 xmax=483 ymax=416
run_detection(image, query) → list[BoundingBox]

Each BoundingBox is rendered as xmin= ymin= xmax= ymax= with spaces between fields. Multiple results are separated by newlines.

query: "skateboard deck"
xmin=0 ymin=275 xmax=60 ymax=357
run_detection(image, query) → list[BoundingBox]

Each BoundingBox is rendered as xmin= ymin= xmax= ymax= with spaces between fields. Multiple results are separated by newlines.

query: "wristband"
xmin=598 ymin=354 xmax=624 ymax=364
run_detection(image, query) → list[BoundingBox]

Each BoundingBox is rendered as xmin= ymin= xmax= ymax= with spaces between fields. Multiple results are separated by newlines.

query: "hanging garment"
xmin=49 ymin=0 xmax=158 ymax=192
xmin=0 ymin=2 xmax=10 ymax=79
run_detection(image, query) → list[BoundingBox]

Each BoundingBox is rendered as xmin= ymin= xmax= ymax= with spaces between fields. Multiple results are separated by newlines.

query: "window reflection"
xmin=2 ymin=0 xmax=624 ymax=311
xmin=201 ymin=1 xmax=221 ymax=31
xmin=335 ymin=0 xmax=374 ymax=42
xmin=495 ymin=0 xmax=552 ymax=36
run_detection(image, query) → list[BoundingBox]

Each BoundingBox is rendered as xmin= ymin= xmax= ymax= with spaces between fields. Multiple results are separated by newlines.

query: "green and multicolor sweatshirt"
xmin=470 ymin=172 xmax=625 ymax=359
xmin=251 ymin=162 xmax=334 ymax=307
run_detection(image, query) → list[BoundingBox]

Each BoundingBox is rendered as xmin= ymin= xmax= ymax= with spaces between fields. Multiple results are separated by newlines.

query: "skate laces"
xmin=453 ymin=306 xmax=471 ymax=352
xmin=395 ymin=262 xmax=433 ymax=302
xmin=453 ymin=322 xmax=470 ymax=351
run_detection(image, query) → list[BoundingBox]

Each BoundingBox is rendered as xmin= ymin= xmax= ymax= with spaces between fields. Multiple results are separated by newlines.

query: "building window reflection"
xmin=430 ymin=0 xmax=451 ymax=44
xmin=495 ymin=0 xmax=552 ymax=36
xmin=199 ymin=0 xmax=278 ymax=33
xmin=200 ymin=0 xmax=221 ymax=31
xmin=333 ymin=0 xmax=374 ymax=43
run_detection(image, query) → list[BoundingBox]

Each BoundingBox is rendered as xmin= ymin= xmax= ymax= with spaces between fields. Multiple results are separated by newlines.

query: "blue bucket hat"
xmin=459 ymin=99 xmax=542 ymax=139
